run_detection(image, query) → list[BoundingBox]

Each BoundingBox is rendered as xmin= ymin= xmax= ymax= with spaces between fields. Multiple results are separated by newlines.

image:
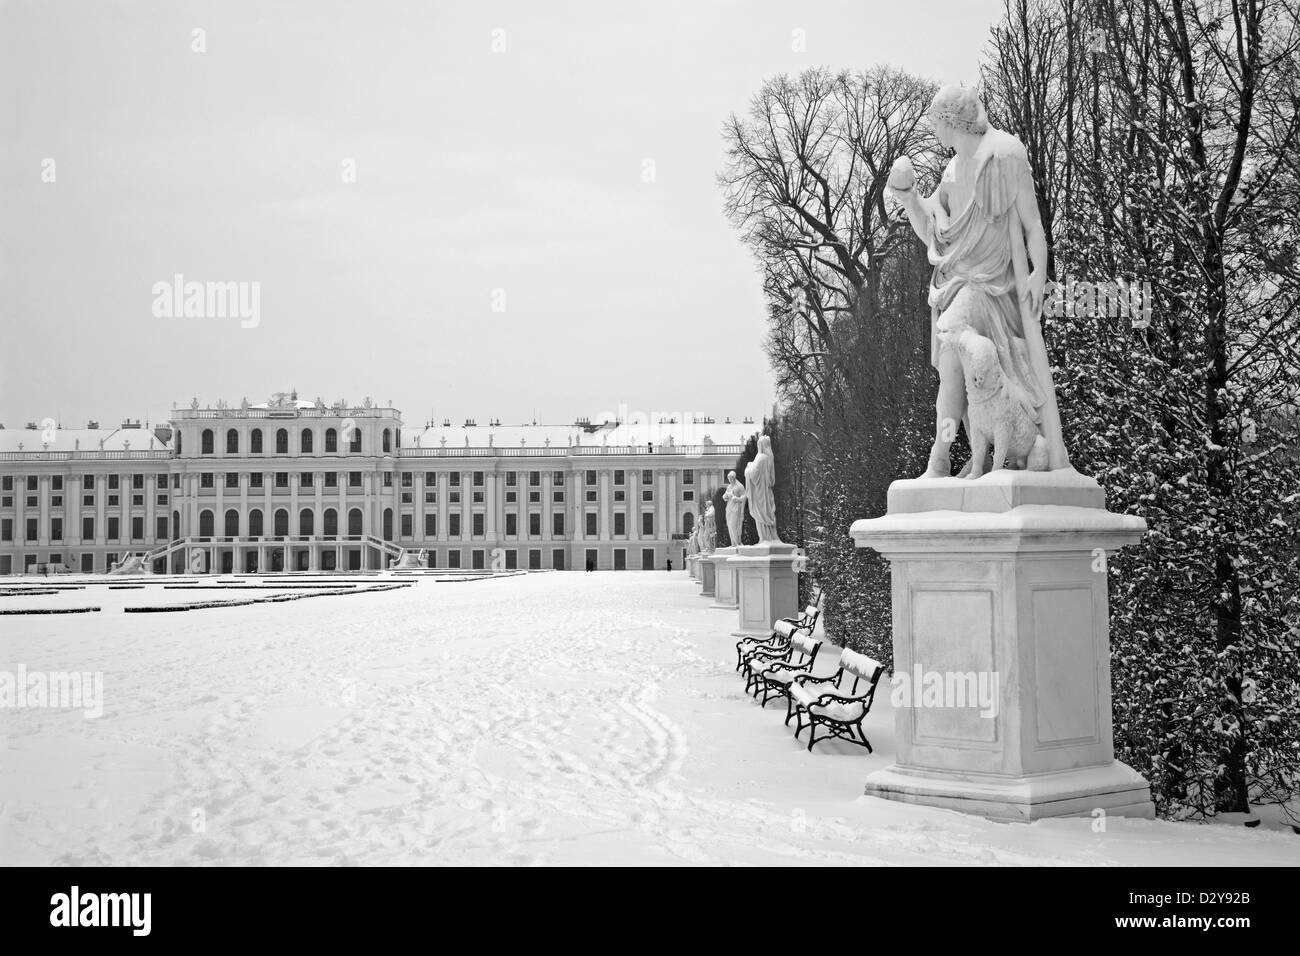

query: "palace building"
xmin=0 ymin=393 xmax=753 ymax=575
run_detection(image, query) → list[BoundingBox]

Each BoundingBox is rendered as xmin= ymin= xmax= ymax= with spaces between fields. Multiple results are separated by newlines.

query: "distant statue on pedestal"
xmin=744 ymin=435 xmax=781 ymax=543
xmin=723 ymin=470 xmax=747 ymax=546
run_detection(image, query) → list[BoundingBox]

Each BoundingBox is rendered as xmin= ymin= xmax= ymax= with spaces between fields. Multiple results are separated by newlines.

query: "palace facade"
xmin=0 ymin=394 xmax=754 ymax=575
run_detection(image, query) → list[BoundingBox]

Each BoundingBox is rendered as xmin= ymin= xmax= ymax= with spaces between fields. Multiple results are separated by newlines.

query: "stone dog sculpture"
xmin=938 ymin=311 xmax=1048 ymax=476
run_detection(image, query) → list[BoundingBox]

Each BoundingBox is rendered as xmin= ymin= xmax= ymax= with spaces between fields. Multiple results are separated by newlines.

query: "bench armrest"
xmin=793 ymin=672 xmax=837 ymax=686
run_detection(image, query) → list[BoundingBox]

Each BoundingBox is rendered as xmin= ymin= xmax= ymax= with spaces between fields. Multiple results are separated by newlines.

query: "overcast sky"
xmin=1 ymin=0 xmax=1002 ymax=431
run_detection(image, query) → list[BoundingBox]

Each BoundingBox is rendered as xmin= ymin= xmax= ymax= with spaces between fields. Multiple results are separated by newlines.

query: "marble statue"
xmin=744 ymin=435 xmax=781 ymax=543
xmin=889 ymin=84 xmax=1069 ymax=478
xmin=701 ymin=503 xmax=717 ymax=553
xmin=723 ymin=470 xmax=747 ymax=546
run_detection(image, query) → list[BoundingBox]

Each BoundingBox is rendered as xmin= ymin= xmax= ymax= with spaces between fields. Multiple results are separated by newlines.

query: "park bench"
xmin=734 ymin=591 xmax=823 ymax=673
xmin=744 ymin=632 xmax=824 ymax=707
xmin=786 ymin=648 xmax=885 ymax=752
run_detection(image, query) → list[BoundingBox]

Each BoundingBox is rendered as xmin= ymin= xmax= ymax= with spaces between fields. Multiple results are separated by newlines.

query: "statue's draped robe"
xmin=745 ymin=452 xmax=776 ymax=530
xmin=927 ymin=129 xmax=1045 ymax=419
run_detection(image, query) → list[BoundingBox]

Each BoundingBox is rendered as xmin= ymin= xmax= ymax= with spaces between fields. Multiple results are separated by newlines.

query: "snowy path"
xmin=2 ymin=573 xmax=1297 ymax=865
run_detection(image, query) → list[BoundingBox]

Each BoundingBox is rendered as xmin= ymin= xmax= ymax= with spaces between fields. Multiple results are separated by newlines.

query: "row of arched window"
xmin=194 ymin=506 xmax=389 ymax=537
xmin=190 ymin=427 xmax=400 ymax=456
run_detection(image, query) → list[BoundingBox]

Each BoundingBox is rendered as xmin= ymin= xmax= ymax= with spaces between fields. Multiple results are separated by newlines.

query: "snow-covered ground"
xmin=2 ymin=572 xmax=1297 ymax=866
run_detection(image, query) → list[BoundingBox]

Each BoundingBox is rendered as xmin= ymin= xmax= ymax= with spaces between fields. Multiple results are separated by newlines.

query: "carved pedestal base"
xmin=850 ymin=470 xmax=1155 ymax=823
xmin=698 ymin=554 xmax=716 ymax=597
xmin=710 ymin=548 xmax=738 ymax=608
xmin=730 ymin=542 xmax=800 ymax=636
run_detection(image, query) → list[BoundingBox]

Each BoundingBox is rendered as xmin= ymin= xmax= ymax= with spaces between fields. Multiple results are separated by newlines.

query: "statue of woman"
xmin=722 ymin=470 xmax=746 ymax=546
xmin=889 ymin=84 xmax=1070 ymax=477
xmin=744 ymin=436 xmax=781 ymax=543
xmin=701 ymin=503 xmax=716 ymax=553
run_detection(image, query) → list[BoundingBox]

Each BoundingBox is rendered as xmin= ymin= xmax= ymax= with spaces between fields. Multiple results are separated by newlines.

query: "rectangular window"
xmin=529 ymin=491 xmax=540 ymax=503
xmin=642 ymin=513 xmax=654 ymax=536
xmin=506 ymin=513 xmax=517 ymax=536
xmin=1 ymin=518 xmax=12 ymax=541
xmin=424 ymin=491 xmax=435 ymax=503
xmin=528 ymin=471 xmax=540 ymax=487
xmin=1 ymin=476 xmax=12 ymax=491
xmin=683 ymin=469 xmax=694 ymax=485
xmin=473 ymin=471 xmax=484 ymax=487
xmin=172 ymin=474 xmax=181 ymax=489
xmin=401 ymin=472 xmax=413 ymax=487
xmin=53 ymin=476 xmax=64 ymax=490
xmin=250 ymin=472 xmax=263 ymax=488
xmin=157 ymin=494 xmax=168 ymax=505
xmin=300 ymin=472 xmax=314 ymax=488
xmin=552 ymin=549 xmax=564 ymax=570
xmin=26 ymin=495 xmax=37 ymax=508
xmin=107 ymin=517 xmax=120 ymax=540
xmin=131 ymin=495 xmax=143 ymax=506
xmin=449 ymin=472 xmax=460 ymax=487
xmin=528 ymin=513 xmax=540 ymax=537
xmin=132 ymin=474 xmax=144 ymax=489
xmin=448 ymin=549 xmax=461 ymax=569
xmin=225 ymin=472 xmax=239 ymax=488
xmin=472 ymin=513 xmax=484 ymax=536
xmin=52 ymin=495 xmax=64 ymax=506
xmin=424 ymin=514 xmax=437 ymax=537
xmin=642 ymin=470 xmax=653 ymax=485
xmin=505 ymin=491 xmax=517 ymax=503
xmin=585 ymin=470 xmax=596 ymax=486
xmin=553 ymin=471 xmax=564 ymax=485
xmin=200 ymin=473 xmax=213 ymax=488
xmin=585 ymin=548 xmax=597 ymax=570
xmin=586 ymin=490 xmax=597 ymax=502
xmin=449 ymin=514 xmax=461 ymax=537
xmin=614 ymin=548 xmax=626 ymax=571
xmin=449 ymin=491 xmax=461 ymax=504
xmin=506 ymin=472 xmax=517 ymax=487
xmin=641 ymin=548 xmax=655 ymax=570
xmin=614 ymin=490 xmax=625 ymax=503
xmin=614 ymin=470 xmax=624 ymax=486
xmin=131 ymin=516 xmax=144 ymax=540
xmin=51 ymin=518 xmax=63 ymax=541
xmin=82 ymin=517 xmax=94 ymax=540
xmin=83 ymin=495 xmax=94 ymax=506
xmin=401 ymin=514 xmax=412 ymax=538
xmin=528 ymin=549 xmax=541 ymax=570
xmin=107 ymin=475 xmax=119 ymax=490
xmin=642 ymin=489 xmax=653 ymax=502
xmin=349 ymin=472 xmax=362 ymax=488
xmin=25 ymin=518 xmax=37 ymax=542
xmin=683 ymin=490 xmax=693 ymax=501
xmin=553 ymin=491 xmax=564 ymax=503
xmin=553 ymin=513 xmax=564 ymax=536
xmin=424 ymin=472 xmax=436 ymax=486
xmin=325 ymin=472 xmax=337 ymax=488
xmin=505 ymin=549 xmax=518 ymax=570
xmin=614 ymin=513 xmax=626 ymax=536
xmin=472 ymin=491 xmax=484 ymax=503
xmin=156 ymin=515 xmax=168 ymax=539
xmin=276 ymin=472 xmax=289 ymax=488
xmin=383 ymin=472 xmax=393 ymax=487
xmin=586 ymin=513 xmax=597 ymax=536
xmin=471 ymin=549 xmax=484 ymax=570
xmin=26 ymin=476 xmax=37 ymax=491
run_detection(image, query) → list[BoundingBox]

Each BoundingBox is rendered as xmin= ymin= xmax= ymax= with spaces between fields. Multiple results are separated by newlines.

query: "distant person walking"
xmin=666 ymin=559 xmax=673 ymax=573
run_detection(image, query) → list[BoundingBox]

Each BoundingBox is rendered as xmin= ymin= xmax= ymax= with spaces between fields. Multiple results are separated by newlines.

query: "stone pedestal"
xmin=850 ymin=470 xmax=1155 ymax=823
xmin=710 ymin=547 xmax=738 ymax=608
xmin=686 ymin=554 xmax=698 ymax=580
xmin=698 ymin=553 xmax=716 ymax=596
xmin=730 ymin=542 xmax=800 ymax=636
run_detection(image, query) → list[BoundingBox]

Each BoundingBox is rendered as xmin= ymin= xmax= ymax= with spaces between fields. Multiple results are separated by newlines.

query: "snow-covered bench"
xmin=786 ymin=648 xmax=885 ymax=752
xmin=734 ymin=592 xmax=823 ymax=672
xmin=744 ymin=632 xmax=825 ymax=708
